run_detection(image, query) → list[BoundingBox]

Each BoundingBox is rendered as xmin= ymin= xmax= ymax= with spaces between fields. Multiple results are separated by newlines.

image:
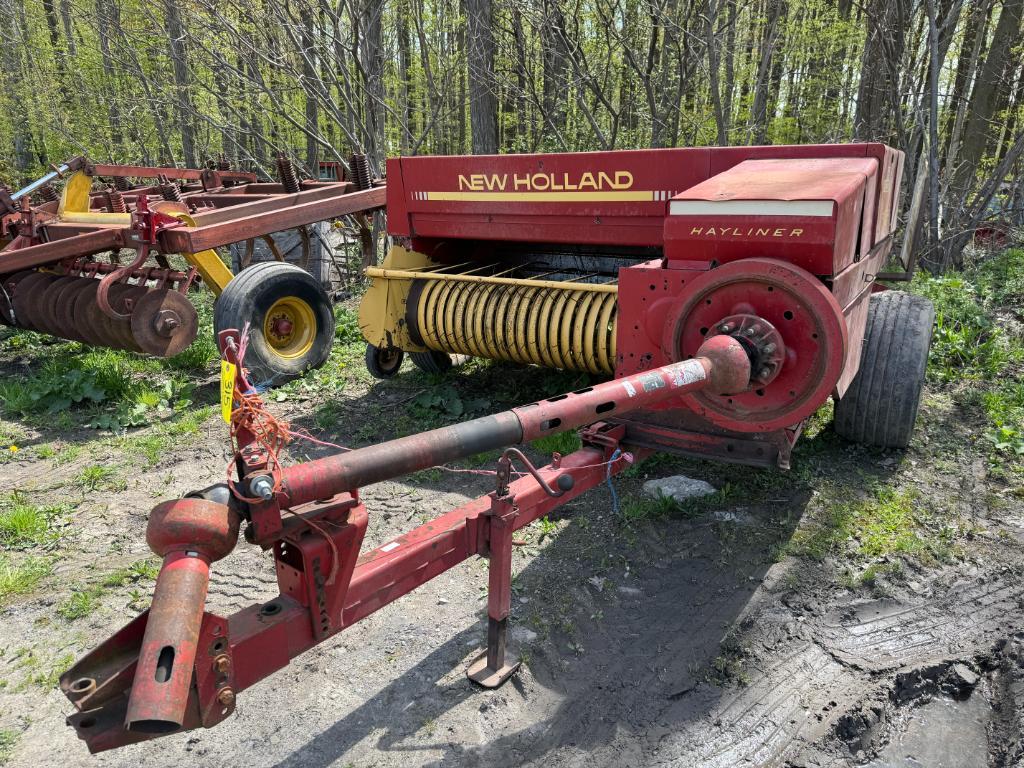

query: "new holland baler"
xmin=59 ymin=144 xmax=933 ymax=754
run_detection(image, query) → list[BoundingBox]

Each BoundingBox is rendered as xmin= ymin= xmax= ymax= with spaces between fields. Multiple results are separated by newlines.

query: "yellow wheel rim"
xmin=263 ymin=297 xmax=316 ymax=359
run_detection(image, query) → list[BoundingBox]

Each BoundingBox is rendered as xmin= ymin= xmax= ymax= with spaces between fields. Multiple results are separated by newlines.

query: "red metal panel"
xmin=386 ymin=157 xmax=411 ymax=237
xmin=388 ymin=148 xmax=712 ymax=246
xmin=664 ymin=157 xmax=877 ymax=276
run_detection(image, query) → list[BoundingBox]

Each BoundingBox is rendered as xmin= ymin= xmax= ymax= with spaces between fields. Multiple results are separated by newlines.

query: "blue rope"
xmin=606 ymin=448 xmax=622 ymax=516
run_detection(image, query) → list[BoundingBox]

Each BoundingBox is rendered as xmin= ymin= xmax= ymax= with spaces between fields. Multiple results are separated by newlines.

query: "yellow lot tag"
xmin=220 ymin=361 xmax=237 ymax=423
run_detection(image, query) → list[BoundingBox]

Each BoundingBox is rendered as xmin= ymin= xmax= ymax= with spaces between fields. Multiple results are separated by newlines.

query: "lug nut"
xmin=763 ymin=343 xmax=776 ymax=354
xmin=213 ymin=654 xmax=231 ymax=675
xmin=217 ymin=688 xmax=235 ymax=707
xmin=759 ymin=367 xmax=771 ymax=379
xmin=719 ymin=323 xmax=732 ymax=333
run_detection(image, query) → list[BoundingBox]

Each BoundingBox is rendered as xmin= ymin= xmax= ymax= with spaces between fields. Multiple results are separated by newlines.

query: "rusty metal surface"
xmin=124 ymin=499 xmax=239 ymax=733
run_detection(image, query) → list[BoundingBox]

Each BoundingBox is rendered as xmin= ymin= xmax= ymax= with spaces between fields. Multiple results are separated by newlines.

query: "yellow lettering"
xmin=732 ymin=228 xmax=743 ymax=236
xmin=773 ymin=228 xmax=784 ymax=237
xmin=513 ymin=173 xmax=531 ymax=190
xmin=690 ymin=227 xmax=703 ymax=236
xmin=531 ymin=173 xmax=551 ymax=191
xmin=614 ymin=171 xmax=634 ymax=189
xmin=790 ymin=228 xmax=804 ymax=237
xmin=578 ymin=172 xmax=597 ymax=190
xmin=707 ymin=227 xmax=717 ymax=236
xmin=597 ymin=171 xmax=614 ymax=190
xmin=756 ymin=228 xmax=769 ymax=236
xmin=458 ymin=174 xmax=475 ymax=191
xmin=561 ymin=173 xmax=578 ymax=191
xmin=550 ymin=173 xmax=564 ymax=191
xmin=483 ymin=174 xmax=507 ymax=191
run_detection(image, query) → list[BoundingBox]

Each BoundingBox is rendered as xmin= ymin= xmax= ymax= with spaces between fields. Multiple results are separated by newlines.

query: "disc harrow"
xmin=0 ymin=154 xmax=385 ymax=380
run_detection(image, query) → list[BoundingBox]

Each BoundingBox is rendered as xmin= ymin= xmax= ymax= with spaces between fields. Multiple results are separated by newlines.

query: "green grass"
xmin=0 ymin=493 xmax=67 ymax=547
xmin=57 ymin=559 xmax=159 ymax=621
xmin=10 ymin=647 xmax=75 ymax=690
xmin=532 ymin=430 xmax=582 ymax=456
xmin=56 ymin=590 xmax=100 ymax=620
xmin=0 ymin=556 xmax=52 ymax=605
xmin=0 ymin=729 xmax=18 ymax=765
xmin=784 ymin=485 xmax=955 ymax=565
xmin=75 ymin=464 xmax=118 ymax=491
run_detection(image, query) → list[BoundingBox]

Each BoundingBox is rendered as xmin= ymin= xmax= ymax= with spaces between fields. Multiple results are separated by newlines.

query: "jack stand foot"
xmin=466 ymin=649 xmax=520 ymax=688
xmin=466 ymin=616 xmax=520 ymax=688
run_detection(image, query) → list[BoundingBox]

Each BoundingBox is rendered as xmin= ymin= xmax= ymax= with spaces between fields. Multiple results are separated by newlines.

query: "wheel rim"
xmin=263 ymin=297 xmax=317 ymax=359
xmin=378 ymin=346 xmax=402 ymax=372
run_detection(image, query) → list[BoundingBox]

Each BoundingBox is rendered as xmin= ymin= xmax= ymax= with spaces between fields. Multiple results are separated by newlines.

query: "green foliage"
xmin=531 ymin=430 xmax=581 ymax=456
xmin=785 ymin=485 xmax=956 ymax=564
xmin=0 ymin=366 xmax=107 ymax=415
xmin=0 ymin=556 xmax=52 ymax=605
xmin=0 ymin=729 xmax=18 ymax=765
xmin=56 ymin=589 xmax=101 ymax=621
xmin=335 ymin=307 xmax=363 ymax=346
xmin=410 ymin=384 xmax=490 ymax=421
xmin=0 ymin=493 xmax=68 ymax=547
xmin=912 ymin=249 xmax=1024 ymax=381
xmin=982 ymin=384 xmax=1024 ymax=457
xmin=75 ymin=464 xmax=119 ymax=491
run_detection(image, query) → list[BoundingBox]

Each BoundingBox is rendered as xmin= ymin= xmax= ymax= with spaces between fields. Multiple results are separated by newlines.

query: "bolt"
xmin=249 ymin=475 xmax=275 ymax=502
xmin=719 ymin=323 xmax=732 ymax=333
xmin=759 ymin=367 xmax=772 ymax=379
xmin=153 ymin=310 xmax=180 ymax=337
xmin=763 ymin=343 xmax=776 ymax=354
xmin=217 ymin=688 xmax=235 ymax=707
xmin=213 ymin=654 xmax=231 ymax=675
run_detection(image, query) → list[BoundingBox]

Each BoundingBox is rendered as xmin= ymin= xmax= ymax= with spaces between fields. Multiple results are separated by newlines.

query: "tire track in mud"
xmin=818 ymin=570 xmax=1024 ymax=671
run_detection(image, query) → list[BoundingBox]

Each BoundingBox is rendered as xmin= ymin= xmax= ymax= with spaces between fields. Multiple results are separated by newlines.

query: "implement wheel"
xmin=833 ymin=291 xmax=935 ymax=449
xmin=214 ymin=261 xmax=333 ymax=387
xmin=365 ymin=343 xmax=404 ymax=379
xmin=410 ymin=350 xmax=453 ymax=374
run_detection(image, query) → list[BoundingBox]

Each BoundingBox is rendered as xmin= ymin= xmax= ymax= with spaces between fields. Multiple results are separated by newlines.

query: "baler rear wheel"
xmin=214 ymin=262 xmax=333 ymax=386
xmin=365 ymin=343 xmax=404 ymax=379
xmin=833 ymin=291 xmax=935 ymax=449
xmin=410 ymin=350 xmax=453 ymax=375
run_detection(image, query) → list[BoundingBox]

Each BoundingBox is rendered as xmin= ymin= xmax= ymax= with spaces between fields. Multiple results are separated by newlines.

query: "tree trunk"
xmin=946 ymin=0 xmax=1024 ymax=222
xmin=466 ymin=0 xmax=498 ymax=153
xmin=164 ymin=0 xmax=196 ymax=166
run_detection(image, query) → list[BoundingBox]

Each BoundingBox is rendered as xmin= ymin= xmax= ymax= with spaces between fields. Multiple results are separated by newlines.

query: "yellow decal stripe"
xmin=424 ymin=191 xmax=659 ymax=202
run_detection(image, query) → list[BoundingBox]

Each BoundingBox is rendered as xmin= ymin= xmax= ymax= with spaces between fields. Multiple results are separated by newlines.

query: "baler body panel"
xmin=372 ymin=142 xmax=905 ymax=467
xmin=664 ymin=157 xmax=878 ymax=276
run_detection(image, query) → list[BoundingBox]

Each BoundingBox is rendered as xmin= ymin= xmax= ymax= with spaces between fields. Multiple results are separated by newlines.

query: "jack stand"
xmin=467 ymin=460 xmax=521 ymax=688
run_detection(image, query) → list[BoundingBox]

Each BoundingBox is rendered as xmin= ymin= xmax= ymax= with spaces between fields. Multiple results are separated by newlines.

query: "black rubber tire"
xmin=365 ymin=343 xmax=405 ymax=379
xmin=214 ymin=261 xmax=334 ymax=387
xmin=833 ymin=291 xmax=935 ymax=448
xmin=410 ymin=350 xmax=453 ymax=374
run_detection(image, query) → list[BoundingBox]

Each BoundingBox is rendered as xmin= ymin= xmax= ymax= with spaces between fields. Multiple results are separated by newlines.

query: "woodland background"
xmin=0 ymin=0 xmax=1021 ymax=269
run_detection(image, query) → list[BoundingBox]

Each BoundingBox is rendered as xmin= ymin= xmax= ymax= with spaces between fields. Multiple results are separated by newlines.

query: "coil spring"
xmin=410 ymin=280 xmax=618 ymax=375
xmin=276 ymin=152 xmax=300 ymax=194
xmin=113 ymin=176 xmax=131 ymax=192
xmin=104 ymin=187 xmax=127 ymax=213
xmin=38 ymin=183 xmax=59 ymax=203
xmin=350 ymin=153 xmax=371 ymax=191
xmin=158 ymin=175 xmax=184 ymax=203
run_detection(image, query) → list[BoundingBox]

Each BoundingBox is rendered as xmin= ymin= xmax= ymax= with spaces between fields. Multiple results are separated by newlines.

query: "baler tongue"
xmin=59 ymin=336 xmax=754 ymax=752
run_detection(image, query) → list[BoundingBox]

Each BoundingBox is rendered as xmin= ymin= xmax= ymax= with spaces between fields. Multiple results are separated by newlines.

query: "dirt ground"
xmin=1 ymin=282 xmax=1023 ymax=767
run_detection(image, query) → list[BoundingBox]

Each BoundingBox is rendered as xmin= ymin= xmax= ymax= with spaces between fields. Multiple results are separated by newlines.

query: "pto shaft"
xmin=274 ymin=333 xmax=750 ymax=508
